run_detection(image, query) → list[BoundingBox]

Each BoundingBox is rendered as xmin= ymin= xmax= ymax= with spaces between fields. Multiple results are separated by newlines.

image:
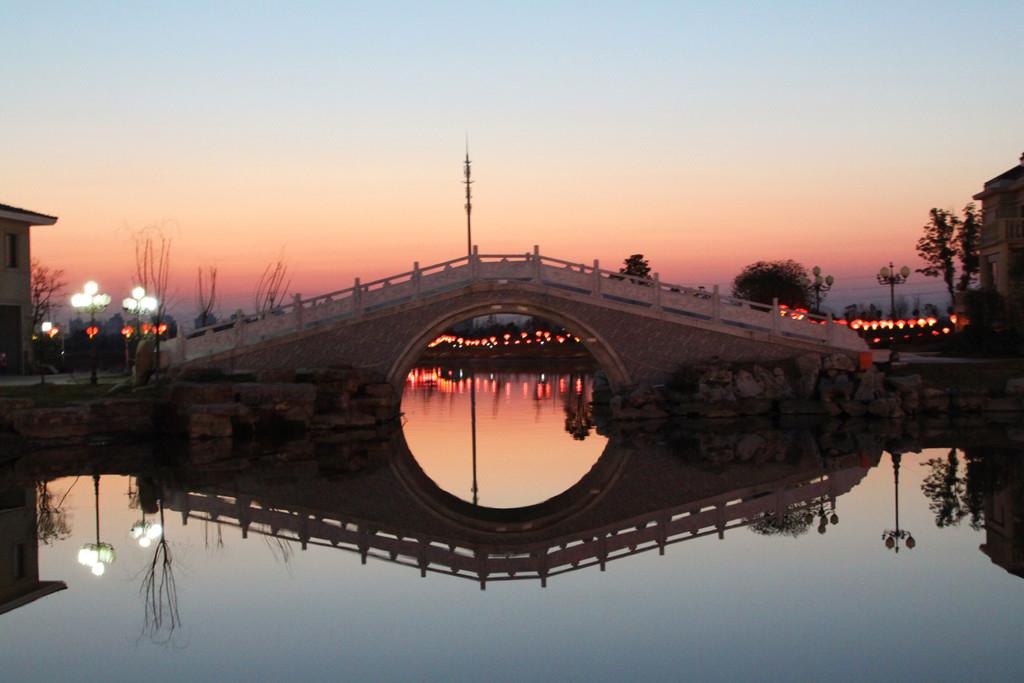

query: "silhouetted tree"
xmin=731 ymin=260 xmax=810 ymax=309
xmin=619 ymin=254 xmax=651 ymax=279
xmin=29 ymin=260 xmax=66 ymax=331
xmin=917 ymin=204 xmax=981 ymax=307
xmin=131 ymin=221 xmax=173 ymax=384
xmin=917 ymin=208 xmax=958 ymax=306
xmin=254 ymin=248 xmax=292 ymax=313
xmin=195 ymin=265 xmax=217 ymax=328
xmin=957 ymin=203 xmax=981 ymax=292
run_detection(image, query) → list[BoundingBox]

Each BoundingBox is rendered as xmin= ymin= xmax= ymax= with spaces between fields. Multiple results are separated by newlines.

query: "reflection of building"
xmin=0 ymin=203 xmax=58 ymax=374
xmin=979 ymin=471 xmax=1024 ymax=579
xmin=974 ymin=153 xmax=1024 ymax=296
xmin=0 ymin=486 xmax=66 ymax=615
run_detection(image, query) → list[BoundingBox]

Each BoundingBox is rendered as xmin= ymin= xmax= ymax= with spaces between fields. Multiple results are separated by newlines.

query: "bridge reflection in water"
xmin=157 ymin=427 xmax=877 ymax=589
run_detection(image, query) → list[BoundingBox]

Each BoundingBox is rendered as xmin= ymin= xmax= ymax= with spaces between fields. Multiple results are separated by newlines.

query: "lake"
xmin=2 ymin=363 xmax=1023 ymax=682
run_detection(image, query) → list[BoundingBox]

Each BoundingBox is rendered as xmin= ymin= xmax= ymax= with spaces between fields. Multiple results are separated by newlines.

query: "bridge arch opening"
xmin=391 ymin=423 xmax=630 ymax=535
xmin=386 ymin=299 xmax=631 ymax=396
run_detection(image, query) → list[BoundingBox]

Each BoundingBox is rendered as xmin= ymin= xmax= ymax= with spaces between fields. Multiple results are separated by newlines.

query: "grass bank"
xmin=0 ymin=380 xmax=127 ymax=408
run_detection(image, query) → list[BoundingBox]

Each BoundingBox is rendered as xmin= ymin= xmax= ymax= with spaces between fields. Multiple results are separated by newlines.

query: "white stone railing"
xmin=170 ymin=246 xmax=866 ymax=363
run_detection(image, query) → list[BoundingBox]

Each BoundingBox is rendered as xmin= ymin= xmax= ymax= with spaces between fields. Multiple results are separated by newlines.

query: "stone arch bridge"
xmin=169 ymin=248 xmax=866 ymax=394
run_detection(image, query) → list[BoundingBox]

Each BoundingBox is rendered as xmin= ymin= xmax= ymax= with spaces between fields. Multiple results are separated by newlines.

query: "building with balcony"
xmin=0 ymin=203 xmax=58 ymax=374
xmin=973 ymin=153 xmax=1024 ymax=296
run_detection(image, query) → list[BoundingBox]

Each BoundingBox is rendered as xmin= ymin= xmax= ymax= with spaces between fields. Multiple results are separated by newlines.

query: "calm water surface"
xmin=2 ymin=364 xmax=1024 ymax=682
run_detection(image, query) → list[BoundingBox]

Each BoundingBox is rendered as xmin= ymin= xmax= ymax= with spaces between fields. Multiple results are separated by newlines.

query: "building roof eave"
xmin=0 ymin=203 xmax=58 ymax=226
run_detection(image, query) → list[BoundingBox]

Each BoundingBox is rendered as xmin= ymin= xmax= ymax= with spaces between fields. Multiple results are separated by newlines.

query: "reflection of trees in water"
xmin=263 ymin=534 xmax=295 ymax=570
xmin=36 ymin=479 xmax=74 ymax=545
xmin=748 ymin=508 xmax=812 ymax=538
xmin=138 ymin=495 xmax=185 ymax=647
xmin=748 ymin=498 xmax=838 ymax=538
xmin=921 ymin=449 xmax=982 ymax=530
xmin=203 ymin=520 xmax=224 ymax=551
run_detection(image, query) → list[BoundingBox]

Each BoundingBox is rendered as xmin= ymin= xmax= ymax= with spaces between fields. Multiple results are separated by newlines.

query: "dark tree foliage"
xmin=957 ymin=203 xmax=981 ymax=292
xmin=917 ymin=204 xmax=981 ymax=306
xmin=917 ymin=208 xmax=958 ymax=306
xmin=731 ymin=259 xmax=810 ymax=309
xmin=619 ymin=254 xmax=651 ymax=279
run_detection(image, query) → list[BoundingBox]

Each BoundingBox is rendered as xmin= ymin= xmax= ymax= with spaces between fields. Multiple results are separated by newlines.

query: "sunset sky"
xmin=3 ymin=2 xmax=1022 ymax=322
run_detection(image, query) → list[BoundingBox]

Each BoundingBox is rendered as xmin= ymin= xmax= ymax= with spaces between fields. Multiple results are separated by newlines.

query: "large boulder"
xmin=794 ymin=354 xmax=822 ymax=398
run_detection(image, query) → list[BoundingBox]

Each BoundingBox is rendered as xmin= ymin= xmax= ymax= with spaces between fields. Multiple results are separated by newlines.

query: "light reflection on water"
xmin=401 ymin=366 xmax=604 ymax=508
xmin=1 ymin=363 xmax=1024 ymax=682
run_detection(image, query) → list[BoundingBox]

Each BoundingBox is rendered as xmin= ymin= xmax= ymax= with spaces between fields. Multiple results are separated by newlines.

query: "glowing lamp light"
xmin=129 ymin=520 xmax=163 ymax=547
xmin=121 ymin=326 xmax=134 ymax=338
xmin=86 ymin=326 xmax=99 ymax=338
xmin=77 ymin=542 xmax=115 ymax=575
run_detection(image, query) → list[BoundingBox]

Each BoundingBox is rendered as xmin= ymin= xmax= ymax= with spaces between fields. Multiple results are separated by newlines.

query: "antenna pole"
xmin=463 ymin=141 xmax=473 ymax=256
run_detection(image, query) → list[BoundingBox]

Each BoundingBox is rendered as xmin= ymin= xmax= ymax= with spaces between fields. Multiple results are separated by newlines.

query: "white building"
xmin=974 ymin=153 xmax=1024 ymax=296
xmin=0 ymin=203 xmax=58 ymax=374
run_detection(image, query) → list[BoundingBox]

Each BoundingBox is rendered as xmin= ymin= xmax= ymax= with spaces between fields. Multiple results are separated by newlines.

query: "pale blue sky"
xmin=3 ymin=1 xmax=1021 ymax=312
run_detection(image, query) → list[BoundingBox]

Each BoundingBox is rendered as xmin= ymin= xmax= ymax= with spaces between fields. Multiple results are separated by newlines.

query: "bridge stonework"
xmin=179 ymin=278 xmax=863 ymax=395
xmin=173 ymin=251 xmax=866 ymax=396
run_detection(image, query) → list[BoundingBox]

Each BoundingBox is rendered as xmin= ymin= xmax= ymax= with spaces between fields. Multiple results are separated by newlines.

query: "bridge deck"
xmin=172 ymin=247 xmax=865 ymax=364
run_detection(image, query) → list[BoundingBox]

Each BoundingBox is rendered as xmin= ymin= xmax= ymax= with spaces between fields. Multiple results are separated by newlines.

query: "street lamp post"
xmin=122 ymin=287 xmax=157 ymax=371
xmin=877 ymin=262 xmax=910 ymax=319
xmin=800 ymin=266 xmax=834 ymax=314
xmin=71 ymin=282 xmax=111 ymax=385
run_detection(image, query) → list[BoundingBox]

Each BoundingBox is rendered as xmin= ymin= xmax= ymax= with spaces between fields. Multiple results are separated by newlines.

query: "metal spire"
xmin=463 ymin=139 xmax=473 ymax=256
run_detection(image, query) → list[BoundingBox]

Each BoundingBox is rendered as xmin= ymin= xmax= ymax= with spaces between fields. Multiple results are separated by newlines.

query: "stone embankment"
xmin=601 ymin=352 xmax=1024 ymax=421
xmin=0 ymin=368 xmax=398 ymax=441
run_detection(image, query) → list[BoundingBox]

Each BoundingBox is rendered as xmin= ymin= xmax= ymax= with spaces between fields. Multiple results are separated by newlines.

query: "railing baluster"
xmin=171 ymin=248 xmax=864 ymax=364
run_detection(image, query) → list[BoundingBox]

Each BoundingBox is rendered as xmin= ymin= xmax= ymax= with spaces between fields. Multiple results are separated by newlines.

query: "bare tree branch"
xmin=254 ymin=249 xmax=292 ymax=314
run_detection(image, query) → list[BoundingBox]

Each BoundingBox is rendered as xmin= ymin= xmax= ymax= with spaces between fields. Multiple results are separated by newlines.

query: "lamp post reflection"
xmin=129 ymin=515 xmax=163 ymax=548
xmin=470 ymin=370 xmax=478 ymax=506
xmin=882 ymin=452 xmax=916 ymax=553
xmin=77 ymin=475 xmax=115 ymax=575
xmin=804 ymin=497 xmax=839 ymax=535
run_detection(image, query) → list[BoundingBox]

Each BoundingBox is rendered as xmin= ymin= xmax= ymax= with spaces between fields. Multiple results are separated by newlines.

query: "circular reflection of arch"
xmin=391 ymin=428 xmax=631 ymax=536
xmin=385 ymin=290 xmax=632 ymax=395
